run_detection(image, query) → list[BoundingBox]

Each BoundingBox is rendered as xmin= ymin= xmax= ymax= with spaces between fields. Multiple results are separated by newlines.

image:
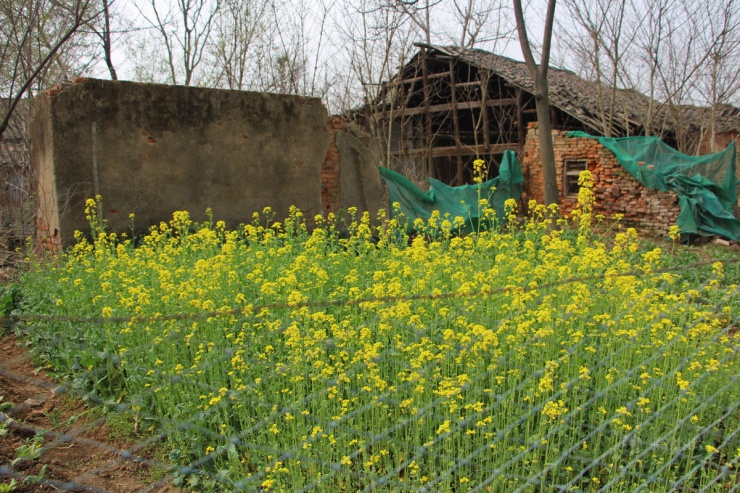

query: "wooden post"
xmin=449 ymin=59 xmax=463 ymax=185
xmin=481 ymin=73 xmax=490 ymax=153
xmin=421 ymin=49 xmax=433 ymax=178
xmin=517 ymin=89 xmax=526 ymax=153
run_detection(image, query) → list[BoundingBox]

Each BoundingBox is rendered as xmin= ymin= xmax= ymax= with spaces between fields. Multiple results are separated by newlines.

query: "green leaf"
xmin=0 ymin=286 xmax=19 ymax=318
xmin=0 ymin=478 xmax=18 ymax=493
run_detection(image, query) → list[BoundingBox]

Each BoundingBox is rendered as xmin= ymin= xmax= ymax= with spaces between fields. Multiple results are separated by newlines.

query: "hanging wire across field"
xmin=2 ymin=193 xmax=740 ymax=492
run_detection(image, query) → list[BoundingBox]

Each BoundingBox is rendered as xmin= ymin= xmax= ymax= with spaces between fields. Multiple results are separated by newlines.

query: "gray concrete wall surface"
xmin=31 ymin=78 xmax=330 ymax=247
xmin=335 ymin=126 xmax=384 ymax=216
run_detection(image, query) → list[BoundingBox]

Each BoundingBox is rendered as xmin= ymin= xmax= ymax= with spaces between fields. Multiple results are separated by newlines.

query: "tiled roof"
xmin=415 ymin=44 xmax=740 ymax=137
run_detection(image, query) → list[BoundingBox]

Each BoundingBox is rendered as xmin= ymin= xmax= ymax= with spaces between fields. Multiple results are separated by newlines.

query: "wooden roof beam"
xmin=391 ymin=143 xmax=519 ymax=158
xmin=384 ymin=98 xmax=517 ymax=118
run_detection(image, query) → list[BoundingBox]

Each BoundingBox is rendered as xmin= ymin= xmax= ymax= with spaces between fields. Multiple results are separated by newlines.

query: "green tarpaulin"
xmin=379 ymin=150 xmax=525 ymax=233
xmin=568 ymin=132 xmax=740 ymax=241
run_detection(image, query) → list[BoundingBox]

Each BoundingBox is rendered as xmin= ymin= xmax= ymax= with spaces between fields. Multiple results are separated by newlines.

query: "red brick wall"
xmin=522 ymin=123 xmax=680 ymax=235
xmin=697 ymin=130 xmax=740 ymax=156
xmin=321 ymin=116 xmax=343 ymax=215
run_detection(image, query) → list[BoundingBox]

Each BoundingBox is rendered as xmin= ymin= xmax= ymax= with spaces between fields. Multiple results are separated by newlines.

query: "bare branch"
xmin=1 ymin=0 xmax=102 ymax=139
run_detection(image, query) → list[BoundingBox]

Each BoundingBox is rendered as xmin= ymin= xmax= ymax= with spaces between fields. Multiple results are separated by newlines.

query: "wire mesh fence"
xmin=2 ymin=253 xmax=739 ymax=492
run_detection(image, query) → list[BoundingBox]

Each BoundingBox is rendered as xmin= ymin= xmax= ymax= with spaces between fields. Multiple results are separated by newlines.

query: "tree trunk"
xmin=513 ymin=0 xmax=559 ymax=206
xmin=535 ymin=86 xmax=559 ymax=205
xmin=102 ymin=0 xmax=117 ymax=80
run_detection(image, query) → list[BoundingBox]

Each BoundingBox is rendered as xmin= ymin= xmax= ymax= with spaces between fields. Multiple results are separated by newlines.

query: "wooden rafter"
xmin=392 ymin=143 xmax=519 ymax=158
xmin=384 ymin=98 xmax=517 ymax=119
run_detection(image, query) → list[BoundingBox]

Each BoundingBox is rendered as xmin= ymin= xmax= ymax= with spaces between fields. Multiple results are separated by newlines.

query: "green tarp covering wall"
xmin=379 ymin=150 xmax=524 ymax=233
xmin=568 ymin=132 xmax=740 ymax=241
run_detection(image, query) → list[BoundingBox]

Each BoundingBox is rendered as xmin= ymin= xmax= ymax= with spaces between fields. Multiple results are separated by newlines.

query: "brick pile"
xmin=521 ymin=123 xmax=680 ymax=236
xmin=34 ymin=216 xmax=61 ymax=252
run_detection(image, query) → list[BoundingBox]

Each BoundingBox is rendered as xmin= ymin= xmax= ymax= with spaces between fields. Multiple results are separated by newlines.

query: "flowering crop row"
xmin=17 ymin=174 xmax=740 ymax=491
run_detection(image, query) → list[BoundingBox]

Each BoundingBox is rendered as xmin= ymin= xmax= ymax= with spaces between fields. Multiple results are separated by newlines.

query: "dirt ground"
xmin=0 ymin=332 xmax=186 ymax=493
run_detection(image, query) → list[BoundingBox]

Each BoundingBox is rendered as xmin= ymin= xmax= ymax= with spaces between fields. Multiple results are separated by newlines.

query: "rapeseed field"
xmin=17 ymin=173 xmax=739 ymax=491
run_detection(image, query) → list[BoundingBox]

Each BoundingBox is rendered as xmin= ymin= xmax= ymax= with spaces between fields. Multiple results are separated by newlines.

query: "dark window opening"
xmin=564 ymin=159 xmax=588 ymax=196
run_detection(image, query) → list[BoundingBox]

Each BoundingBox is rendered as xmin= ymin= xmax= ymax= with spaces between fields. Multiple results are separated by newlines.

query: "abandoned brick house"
xmin=365 ymin=43 xmax=740 ymax=235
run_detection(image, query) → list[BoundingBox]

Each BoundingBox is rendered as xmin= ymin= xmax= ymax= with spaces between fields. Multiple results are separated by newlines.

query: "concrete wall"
xmin=522 ymin=123 xmax=681 ymax=235
xmin=31 ymin=78 xmax=334 ymax=247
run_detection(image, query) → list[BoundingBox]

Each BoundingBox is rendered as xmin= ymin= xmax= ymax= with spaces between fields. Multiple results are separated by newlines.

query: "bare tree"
xmin=390 ymin=0 xmax=442 ymax=45
xmin=695 ymin=0 xmax=740 ymax=151
xmin=209 ymin=0 xmax=271 ymax=90
xmin=559 ymin=0 xmax=638 ymax=136
xmin=0 ymin=0 xmax=101 ymax=138
xmin=0 ymin=0 xmax=101 ymax=261
xmin=558 ymin=0 xmax=674 ymax=137
xmin=253 ymin=0 xmax=335 ymax=98
xmin=618 ymin=0 xmax=738 ymax=150
xmin=513 ymin=0 xmax=558 ymax=206
xmin=136 ymin=0 xmax=222 ymax=86
xmin=270 ymin=1 xmax=305 ymax=94
xmin=555 ymin=0 xmax=740 ymax=155
xmin=89 ymin=0 xmax=120 ymax=80
xmin=330 ymin=0 xmax=520 ymax=184
xmin=446 ymin=0 xmax=513 ymax=49
xmin=624 ymin=0 xmax=707 ymax=139
xmin=334 ymin=0 xmax=418 ymax=172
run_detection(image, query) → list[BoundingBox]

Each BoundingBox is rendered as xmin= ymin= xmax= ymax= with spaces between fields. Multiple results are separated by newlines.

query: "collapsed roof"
xmin=392 ymin=44 xmax=740 ymax=140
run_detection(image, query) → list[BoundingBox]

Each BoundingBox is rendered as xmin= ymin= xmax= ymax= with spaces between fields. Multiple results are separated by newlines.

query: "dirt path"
xmin=0 ymin=332 xmax=185 ymax=493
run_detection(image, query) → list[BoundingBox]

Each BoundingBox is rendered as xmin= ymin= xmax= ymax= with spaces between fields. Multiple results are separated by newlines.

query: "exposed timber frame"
xmin=448 ymin=58 xmax=463 ymax=184
xmin=376 ymin=43 xmax=541 ymax=186
xmin=421 ymin=48 xmax=433 ymax=178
